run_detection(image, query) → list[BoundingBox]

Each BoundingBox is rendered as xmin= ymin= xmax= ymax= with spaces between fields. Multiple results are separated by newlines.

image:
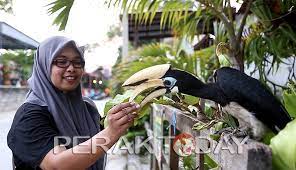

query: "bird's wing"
xmin=215 ymin=67 xmax=291 ymax=131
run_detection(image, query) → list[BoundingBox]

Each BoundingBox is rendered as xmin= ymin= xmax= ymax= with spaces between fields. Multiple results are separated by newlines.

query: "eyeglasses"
xmin=53 ymin=59 xmax=85 ymax=68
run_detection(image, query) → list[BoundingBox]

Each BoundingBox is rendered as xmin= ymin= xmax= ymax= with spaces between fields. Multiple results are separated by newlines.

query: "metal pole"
xmin=0 ymin=22 xmax=2 ymax=50
xmin=122 ymin=11 xmax=129 ymax=62
xmin=0 ymin=23 xmax=3 ymax=85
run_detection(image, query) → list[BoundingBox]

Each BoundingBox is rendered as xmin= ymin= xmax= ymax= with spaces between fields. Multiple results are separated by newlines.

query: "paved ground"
xmin=0 ymin=111 xmax=14 ymax=170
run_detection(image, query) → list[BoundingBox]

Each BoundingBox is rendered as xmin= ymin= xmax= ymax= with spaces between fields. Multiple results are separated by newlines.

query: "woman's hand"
xmin=40 ymin=102 xmax=140 ymax=170
xmin=105 ymin=102 xmax=140 ymax=138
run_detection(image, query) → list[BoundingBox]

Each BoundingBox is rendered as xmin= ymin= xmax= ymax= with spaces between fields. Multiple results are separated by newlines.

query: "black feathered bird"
xmin=123 ymin=64 xmax=292 ymax=139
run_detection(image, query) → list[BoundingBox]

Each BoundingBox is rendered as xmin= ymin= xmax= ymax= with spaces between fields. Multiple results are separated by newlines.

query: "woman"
xmin=7 ymin=36 xmax=139 ymax=170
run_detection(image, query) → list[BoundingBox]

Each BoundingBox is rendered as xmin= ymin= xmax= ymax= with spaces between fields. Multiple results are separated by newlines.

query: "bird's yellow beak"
xmin=122 ymin=64 xmax=171 ymax=107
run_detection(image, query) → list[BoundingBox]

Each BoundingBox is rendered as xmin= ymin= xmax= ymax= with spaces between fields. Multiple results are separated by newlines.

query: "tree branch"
xmin=198 ymin=0 xmax=236 ymax=51
xmin=227 ymin=0 xmax=233 ymax=22
xmin=236 ymin=0 xmax=253 ymax=42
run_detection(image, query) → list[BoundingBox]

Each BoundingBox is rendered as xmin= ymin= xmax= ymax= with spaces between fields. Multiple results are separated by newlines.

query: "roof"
xmin=120 ymin=8 xmax=240 ymax=45
xmin=0 ymin=22 xmax=39 ymax=49
xmin=120 ymin=11 xmax=215 ymax=46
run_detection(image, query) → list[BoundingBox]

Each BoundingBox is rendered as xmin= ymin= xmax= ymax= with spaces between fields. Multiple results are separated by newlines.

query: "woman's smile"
xmin=51 ymin=45 xmax=84 ymax=92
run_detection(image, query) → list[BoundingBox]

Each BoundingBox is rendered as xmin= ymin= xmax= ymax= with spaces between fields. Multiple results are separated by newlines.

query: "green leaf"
xmin=152 ymin=96 xmax=175 ymax=106
xmin=261 ymin=130 xmax=275 ymax=145
xmin=182 ymin=94 xmax=199 ymax=105
xmin=270 ymin=119 xmax=296 ymax=170
xmin=217 ymin=54 xmax=231 ymax=67
xmin=46 ymin=0 xmax=74 ymax=30
xmin=209 ymin=134 xmax=220 ymax=141
xmin=133 ymin=103 xmax=151 ymax=126
xmin=204 ymin=154 xmax=219 ymax=169
xmin=192 ymin=122 xmax=207 ymax=131
xmin=0 ymin=0 xmax=13 ymax=13
xmin=183 ymin=155 xmax=196 ymax=170
xmin=213 ymin=122 xmax=224 ymax=131
xmin=103 ymin=90 xmax=134 ymax=116
xmin=283 ymin=89 xmax=296 ymax=118
xmin=103 ymin=90 xmax=152 ymax=127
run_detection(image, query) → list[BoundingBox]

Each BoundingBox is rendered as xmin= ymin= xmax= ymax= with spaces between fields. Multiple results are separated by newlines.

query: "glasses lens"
xmin=73 ymin=60 xmax=85 ymax=68
xmin=55 ymin=59 xmax=69 ymax=68
xmin=54 ymin=59 xmax=84 ymax=68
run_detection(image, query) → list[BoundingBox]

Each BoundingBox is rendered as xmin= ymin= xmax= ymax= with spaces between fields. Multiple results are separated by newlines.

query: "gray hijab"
xmin=25 ymin=36 xmax=105 ymax=170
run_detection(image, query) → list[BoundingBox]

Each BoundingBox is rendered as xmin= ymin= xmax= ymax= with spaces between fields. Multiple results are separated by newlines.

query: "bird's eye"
xmin=164 ymin=80 xmax=171 ymax=86
xmin=163 ymin=77 xmax=177 ymax=89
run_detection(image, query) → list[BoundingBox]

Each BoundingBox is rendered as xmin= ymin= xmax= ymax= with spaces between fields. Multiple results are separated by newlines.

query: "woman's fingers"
xmin=112 ymin=104 xmax=140 ymax=120
xmin=108 ymin=102 xmax=135 ymax=114
xmin=107 ymin=102 xmax=139 ymax=129
xmin=117 ymin=113 xmax=137 ymax=126
xmin=122 ymin=121 xmax=134 ymax=132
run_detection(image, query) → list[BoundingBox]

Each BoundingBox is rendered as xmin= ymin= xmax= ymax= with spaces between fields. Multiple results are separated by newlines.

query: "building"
xmin=0 ymin=22 xmax=39 ymax=49
xmin=0 ymin=22 xmax=39 ymax=85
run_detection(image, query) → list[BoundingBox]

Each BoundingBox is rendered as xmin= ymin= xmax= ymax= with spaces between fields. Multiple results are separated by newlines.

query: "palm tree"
xmin=47 ymin=0 xmax=296 ymax=84
xmin=46 ymin=0 xmax=74 ymax=31
xmin=47 ymin=0 xmax=253 ymax=70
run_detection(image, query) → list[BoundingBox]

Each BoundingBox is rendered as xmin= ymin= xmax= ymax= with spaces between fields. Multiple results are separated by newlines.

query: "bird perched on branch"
xmin=122 ymin=64 xmax=292 ymax=139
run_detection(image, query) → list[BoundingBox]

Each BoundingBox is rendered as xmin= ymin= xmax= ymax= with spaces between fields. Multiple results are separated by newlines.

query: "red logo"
xmin=173 ymin=133 xmax=195 ymax=156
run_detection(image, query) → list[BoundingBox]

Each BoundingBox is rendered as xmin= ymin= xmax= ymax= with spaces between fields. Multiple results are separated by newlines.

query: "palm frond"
xmin=47 ymin=0 xmax=74 ymax=30
xmin=108 ymin=0 xmax=216 ymax=39
xmin=0 ymin=0 xmax=13 ymax=13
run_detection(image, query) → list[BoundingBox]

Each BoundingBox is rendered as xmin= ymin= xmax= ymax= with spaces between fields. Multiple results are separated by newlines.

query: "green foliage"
xmin=47 ymin=0 xmax=74 ymax=30
xmin=245 ymin=0 xmax=296 ymax=84
xmin=194 ymin=45 xmax=217 ymax=81
xmin=193 ymin=120 xmax=216 ymax=131
xmin=103 ymin=89 xmax=150 ymax=155
xmin=261 ymin=131 xmax=275 ymax=145
xmin=204 ymin=154 xmax=219 ymax=170
xmin=182 ymin=94 xmax=199 ymax=105
xmin=103 ymin=90 xmax=133 ymax=116
xmin=47 ymin=0 xmax=295 ymax=86
xmin=1 ymin=50 xmax=34 ymax=80
xmin=0 ymin=0 xmax=13 ymax=13
xmin=270 ymin=119 xmax=296 ymax=170
xmin=107 ymin=25 xmax=122 ymax=39
xmin=182 ymin=154 xmax=196 ymax=170
xmin=103 ymin=90 xmax=151 ymax=127
xmin=244 ymin=23 xmax=296 ymax=80
xmin=106 ymin=0 xmax=220 ymax=41
xmin=181 ymin=150 xmax=219 ymax=169
xmin=217 ymin=54 xmax=231 ymax=67
xmin=283 ymin=81 xmax=296 ymax=118
xmin=110 ymin=41 xmax=216 ymax=95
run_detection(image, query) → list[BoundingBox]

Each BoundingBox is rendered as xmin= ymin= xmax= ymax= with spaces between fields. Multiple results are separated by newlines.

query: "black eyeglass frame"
xmin=52 ymin=59 xmax=85 ymax=68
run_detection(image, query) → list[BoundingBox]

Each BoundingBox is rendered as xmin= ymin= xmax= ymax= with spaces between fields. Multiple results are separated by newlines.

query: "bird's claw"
xmin=215 ymin=126 xmax=250 ymax=138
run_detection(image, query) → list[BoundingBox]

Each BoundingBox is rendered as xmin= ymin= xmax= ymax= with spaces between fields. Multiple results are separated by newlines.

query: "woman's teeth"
xmin=65 ymin=76 xmax=75 ymax=80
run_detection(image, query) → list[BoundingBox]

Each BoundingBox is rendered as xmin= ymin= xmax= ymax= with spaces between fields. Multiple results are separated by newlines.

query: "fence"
xmin=146 ymin=104 xmax=272 ymax=170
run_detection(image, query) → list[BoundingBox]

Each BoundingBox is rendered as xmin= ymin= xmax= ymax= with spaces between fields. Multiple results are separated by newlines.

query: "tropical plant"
xmin=270 ymin=119 xmax=296 ymax=170
xmin=46 ymin=0 xmax=74 ymax=31
xmin=47 ymin=1 xmax=296 ymax=82
xmin=47 ymin=0 xmax=252 ymax=70
xmin=47 ymin=0 xmax=296 ymax=127
xmin=244 ymin=0 xmax=296 ymax=87
xmin=1 ymin=50 xmax=35 ymax=80
xmin=0 ymin=0 xmax=13 ymax=13
xmin=106 ymin=24 xmax=122 ymax=39
xmin=283 ymin=81 xmax=296 ymax=118
xmin=110 ymin=40 xmax=216 ymax=97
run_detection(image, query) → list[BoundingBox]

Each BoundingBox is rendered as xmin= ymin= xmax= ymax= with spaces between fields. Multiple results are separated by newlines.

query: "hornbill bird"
xmin=122 ymin=64 xmax=292 ymax=139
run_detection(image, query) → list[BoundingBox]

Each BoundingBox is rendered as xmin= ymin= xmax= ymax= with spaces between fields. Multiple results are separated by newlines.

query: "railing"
xmin=146 ymin=104 xmax=272 ymax=170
